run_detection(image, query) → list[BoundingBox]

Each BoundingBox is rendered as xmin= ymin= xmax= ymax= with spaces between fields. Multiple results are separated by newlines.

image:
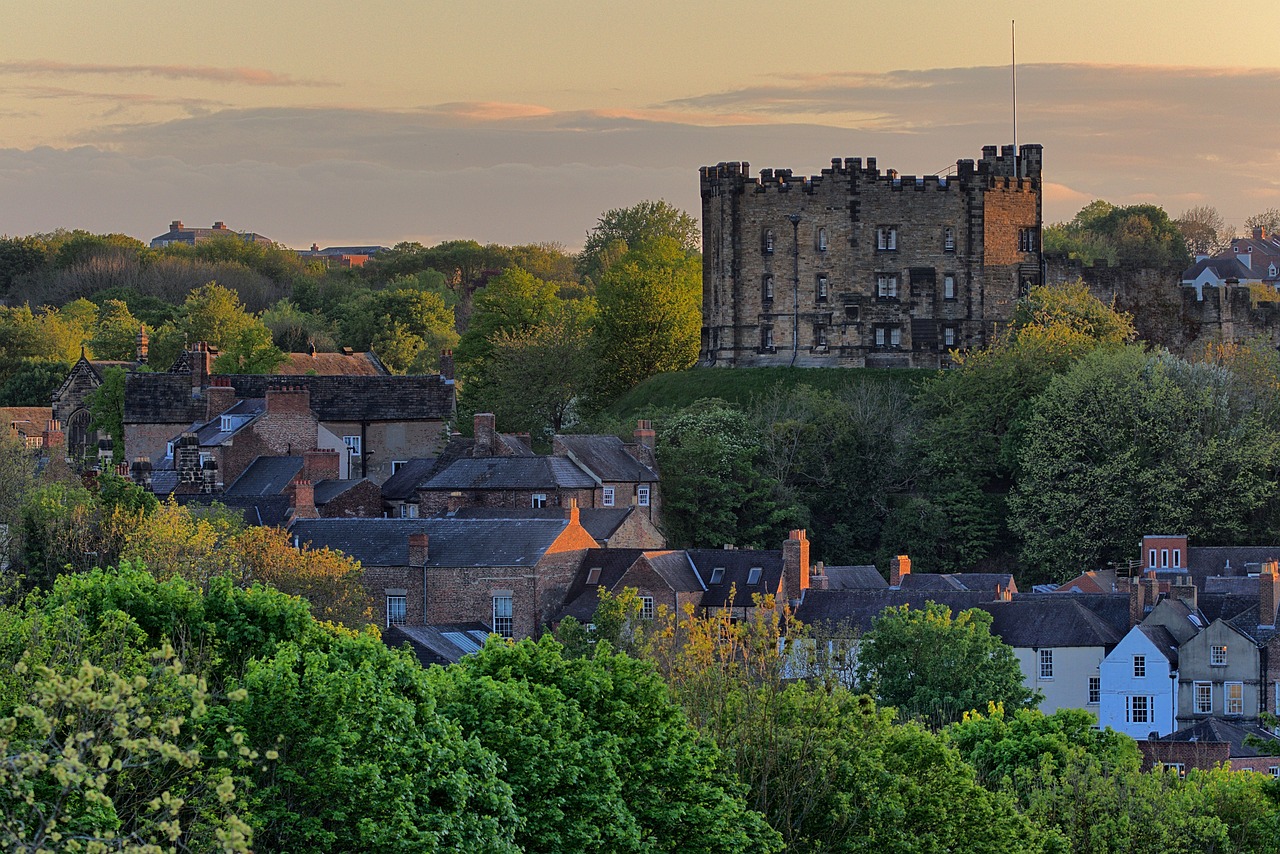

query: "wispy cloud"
xmin=8 ymin=84 xmax=228 ymax=111
xmin=0 ymin=60 xmax=333 ymax=87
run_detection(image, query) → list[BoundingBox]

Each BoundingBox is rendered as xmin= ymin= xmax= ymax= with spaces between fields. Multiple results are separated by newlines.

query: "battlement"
xmin=700 ymin=144 xmax=1041 ymax=199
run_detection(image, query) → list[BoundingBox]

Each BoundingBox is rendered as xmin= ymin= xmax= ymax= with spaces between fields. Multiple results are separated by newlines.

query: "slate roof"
xmin=557 ymin=548 xmax=648 ymax=622
xmin=381 ymin=458 xmax=437 ymax=501
xmin=980 ymin=594 xmax=1128 ymax=648
xmin=438 ymin=507 xmax=635 ymax=545
xmin=647 ymin=551 xmax=705 ymax=593
xmin=899 ymin=572 xmax=1016 ymax=593
xmin=421 ymin=456 xmax=596 ymax=491
xmin=1137 ymin=624 xmax=1179 ymax=664
xmin=384 ymin=624 xmax=493 ymax=667
xmin=1196 ymin=592 xmax=1258 ymax=625
xmin=275 ymin=351 xmax=388 ymax=376
xmin=224 ymin=456 xmax=303 ymax=497
xmin=1186 ymin=546 xmax=1280 ymax=587
xmin=290 ymin=516 xmax=577 ymax=568
xmin=820 ymin=565 xmax=887 ymax=590
xmin=687 ymin=549 xmax=784 ymax=609
xmin=1181 ymin=256 xmax=1255 ymax=284
xmin=1155 ymin=719 xmax=1280 ymax=757
xmin=795 ymin=589 xmax=995 ymax=632
xmin=1226 ymin=603 xmax=1280 ymax=645
xmin=313 ymin=479 xmax=368 ymax=504
xmin=189 ymin=399 xmax=265 ymax=447
xmin=125 ymin=373 xmax=454 ymax=424
xmin=554 ymin=435 xmax=658 ymax=483
xmin=1205 ymin=577 xmax=1257 ymax=596
xmin=173 ymin=494 xmax=291 ymax=528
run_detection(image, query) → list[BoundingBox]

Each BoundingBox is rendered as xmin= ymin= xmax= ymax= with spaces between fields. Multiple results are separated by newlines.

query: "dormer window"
xmin=710 ymin=567 xmax=725 ymax=584
xmin=166 ymin=441 xmax=174 ymax=459
xmin=220 ymin=415 xmax=233 ymax=432
xmin=747 ymin=567 xmax=762 ymax=585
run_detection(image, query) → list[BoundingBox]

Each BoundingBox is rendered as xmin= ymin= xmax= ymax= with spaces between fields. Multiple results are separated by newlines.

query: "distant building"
xmin=296 ymin=244 xmax=389 ymax=268
xmin=149 ymin=220 xmax=274 ymax=249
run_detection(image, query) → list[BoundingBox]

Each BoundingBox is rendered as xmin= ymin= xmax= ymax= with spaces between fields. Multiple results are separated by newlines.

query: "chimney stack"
xmin=439 ymin=349 xmax=455 ymax=381
xmin=191 ymin=341 xmax=214 ymax=393
xmin=890 ymin=554 xmax=911 ymax=588
xmin=1261 ymin=560 xmax=1280 ymax=628
xmin=566 ymin=498 xmax=581 ymax=527
xmin=473 ymin=413 xmax=496 ymax=458
xmin=783 ymin=529 xmax=810 ymax=606
xmin=408 ymin=532 xmax=429 ymax=566
xmin=292 ymin=480 xmax=319 ymax=519
xmin=135 ymin=324 xmax=148 ymax=364
xmin=204 ymin=377 xmax=236 ymax=420
xmin=42 ymin=419 xmax=64 ymax=450
xmin=302 ymin=448 xmax=340 ymax=482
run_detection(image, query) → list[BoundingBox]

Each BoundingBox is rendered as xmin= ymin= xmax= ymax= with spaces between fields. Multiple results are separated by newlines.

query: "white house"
xmin=1099 ymin=624 xmax=1179 ymax=739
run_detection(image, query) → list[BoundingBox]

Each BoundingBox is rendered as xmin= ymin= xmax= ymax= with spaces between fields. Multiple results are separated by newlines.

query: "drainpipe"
xmin=789 ymin=214 xmax=801 ymax=366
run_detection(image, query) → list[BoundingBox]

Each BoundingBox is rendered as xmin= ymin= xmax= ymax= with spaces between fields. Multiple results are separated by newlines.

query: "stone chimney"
xmin=628 ymin=419 xmax=658 ymax=467
xmin=41 ymin=419 xmax=64 ymax=450
xmin=809 ymin=560 xmax=828 ymax=591
xmin=204 ymin=376 xmax=236 ymax=420
xmin=292 ymin=480 xmax=319 ymax=519
xmin=1172 ymin=575 xmax=1198 ymax=613
xmin=213 ymin=221 xmax=227 ymax=230
xmin=302 ymin=448 xmax=340 ymax=482
xmin=265 ymin=384 xmax=311 ymax=416
xmin=782 ymin=529 xmax=811 ymax=606
xmin=439 ymin=349 xmax=455 ymax=381
xmin=995 ymin=582 xmax=1013 ymax=602
xmin=1261 ymin=560 xmax=1280 ymax=629
xmin=130 ymin=456 xmax=152 ymax=489
xmin=890 ymin=554 xmax=911 ymax=588
xmin=408 ymin=532 xmax=429 ymax=566
xmin=1130 ymin=569 xmax=1162 ymax=627
xmin=170 ymin=220 xmax=183 ymax=231
xmin=135 ymin=324 xmax=148 ymax=364
xmin=191 ymin=342 xmax=214 ymax=393
xmin=473 ymin=413 xmax=497 ymax=458
xmin=566 ymin=498 xmax=581 ymax=527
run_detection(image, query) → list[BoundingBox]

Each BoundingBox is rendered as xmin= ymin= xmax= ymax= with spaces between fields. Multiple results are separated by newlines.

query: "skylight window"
xmin=710 ymin=567 xmax=725 ymax=584
xmin=586 ymin=567 xmax=601 ymax=585
xmin=747 ymin=567 xmax=762 ymax=585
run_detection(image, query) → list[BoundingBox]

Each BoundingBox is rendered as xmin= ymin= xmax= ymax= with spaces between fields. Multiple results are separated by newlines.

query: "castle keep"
xmin=699 ymin=143 xmax=1044 ymax=368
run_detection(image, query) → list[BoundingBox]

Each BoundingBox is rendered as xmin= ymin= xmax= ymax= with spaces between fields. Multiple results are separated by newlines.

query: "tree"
xmin=0 ymin=236 xmax=49 ymax=293
xmin=89 ymin=299 xmax=143 ymax=361
xmin=1044 ymin=200 xmax=1189 ymax=268
xmin=428 ymin=635 xmax=781 ymax=853
xmin=0 ymin=434 xmax=37 ymax=584
xmin=1177 ymin=205 xmax=1233 ymax=256
xmin=856 ymin=602 xmax=1038 ymax=727
xmin=1245 ymin=208 xmax=1280 ymax=237
xmin=468 ymin=299 xmax=597 ymax=435
xmin=1009 ymin=347 xmax=1280 ymax=582
xmin=592 ymin=236 xmax=701 ymax=402
xmin=454 ymin=268 xmax=559 ymax=383
xmin=87 ymin=365 xmax=127 ymax=464
xmin=338 ymin=287 xmax=457 ymax=374
xmin=578 ymin=200 xmax=700 ymax=286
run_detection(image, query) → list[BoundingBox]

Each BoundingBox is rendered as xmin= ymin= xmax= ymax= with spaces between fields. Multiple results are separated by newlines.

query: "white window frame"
xmin=944 ymin=227 xmax=955 ymax=252
xmin=602 ymin=486 xmax=615 ymax=507
xmin=877 ymin=274 xmax=898 ymax=299
xmin=1226 ymin=681 xmax=1244 ymax=716
xmin=586 ymin=567 xmax=602 ymax=585
xmin=817 ymin=227 xmax=828 ymax=251
xmin=943 ymin=326 xmax=956 ymax=347
xmin=943 ymin=274 xmax=955 ymax=299
xmin=876 ymin=226 xmax=897 ymax=251
xmin=531 ymin=493 xmax=548 ymax=509
xmin=640 ymin=596 xmax=655 ymax=620
xmin=1088 ymin=676 xmax=1100 ymax=705
xmin=890 ymin=327 xmax=901 ymax=348
xmin=1039 ymin=648 xmax=1054 ymax=680
xmin=637 ymin=485 xmax=650 ymax=507
xmin=1194 ymin=681 xmax=1213 ymax=715
xmin=709 ymin=567 xmax=725 ymax=585
xmin=1161 ymin=548 xmax=1169 ymax=568
xmin=343 ymin=435 xmax=362 ymax=456
xmin=398 ymin=503 xmax=419 ymax=519
xmin=1149 ymin=548 xmax=1157 ymax=568
xmin=386 ymin=595 xmax=406 ymax=628
xmin=747 ymin=567 xmax=762 ymax=585
xmin=1126 ymin=695 xmax=1151 ymax=724
xmin=764 ymin=229 xmax=775 ymax=254
xmin=762 ymin=327 xmax=774 ymax=350
xmin=1270 ymin=766 xmax=1280 ymax=779
xmin=875 ymin=327 xmax=886 ymax=347
xmin=1172 ymin=549 xmax=1181 ymax=568
xmin=1133 ymin=655 xmax=1146 ymax=678
xmin=492 ymin=595 xmax=514 ymax=639
xmin=391 ymin=460 xmax=408 ymax=474
xmin=1212 ymin=645 xmax=1227 ymax=666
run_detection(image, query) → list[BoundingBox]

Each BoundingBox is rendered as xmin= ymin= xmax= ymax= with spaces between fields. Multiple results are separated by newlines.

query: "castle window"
xmin=817 ymin=227 xmax=829 ymax=251
xmin=943 ymin=326 xmax=956 ymax=347
xmin=761 ymin=326 xmax=774 ymax=351
xmin=816 ymin=274 xmax=828 ymax=302
xmin=874 ymin=325 xmax=901 ymax=349
xmin=944 ymin=228 xmax=956 ymax=252
xmin=763 ymin=274 xmax=774 ymax=302
xmin=763 ymin=229 xmax=775 ymax=254
xmin=1019 ymin=227 xmax=1037 ymax=253
xmin=815 ymin=325 xmax=827 ymax=348
xmin=877 ymin=274 xmax=898 ymax=299
xmin=876 ymin=226 xmax=898 ymax=251
xmin=944 ymin=274 xmax=956 ymax=300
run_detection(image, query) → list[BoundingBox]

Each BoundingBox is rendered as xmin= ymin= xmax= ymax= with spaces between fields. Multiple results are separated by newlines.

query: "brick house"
xmin=52 ymin=335 xmax=148 ymax=461
xmin=124 ymin=342 xmax=455 ymax=482
xmin=1141 ymin=719 xmax=1280 ymax=774
xmin=438 ymin=506 xmax=664 ymax=550
xmin=290 ymin=505 xmax=598 ymax=639
xmin=558 ymin=549 xmax=705 ymax=626
xmin=552 ymin=421 xmax=661 ymax=525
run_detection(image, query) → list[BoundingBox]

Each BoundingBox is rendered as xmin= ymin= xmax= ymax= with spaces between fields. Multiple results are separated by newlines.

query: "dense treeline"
xmin=0 ymin=203 xmax=702 ymax=430
xmin=643 ymin=282 xmax=1280 ymax=584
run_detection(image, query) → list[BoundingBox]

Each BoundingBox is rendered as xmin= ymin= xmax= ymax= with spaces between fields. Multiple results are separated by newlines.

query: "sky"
xmin=3 ymin=0 xmax=1280 ymax=250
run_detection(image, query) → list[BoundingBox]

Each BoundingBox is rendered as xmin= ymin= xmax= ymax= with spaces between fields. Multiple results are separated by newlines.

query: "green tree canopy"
xmin=1044 ymin=200 xmax=1189 ymax=267
xmin=578 ymin=200 xmax=700 ymax=285
xmin=855 ymin=602 xmax=1038 ymax=727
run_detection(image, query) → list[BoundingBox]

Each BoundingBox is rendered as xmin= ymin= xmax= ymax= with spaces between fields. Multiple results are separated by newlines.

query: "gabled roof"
xmin=421 ymin=456 xmax=597 ymax=491
xmin=557 ymin=548 xmax=648 ymax=622
xmin=645 ymin=551 xmax=705 ymax=593
xmin=795 ymin=589 xmax=995 ymax=632
xmin=384 ymin=624 xmax=493 ymax=667
xmin=125 ymin=373 xmax=454 ymax=424
xmin=188 ymin=399 xmax=265 ymax=447
xmin=686 ymin=548 xmax=784 ymax=609
xmin=1226 ymin=603 xmax=1280 ymax=645
xmin=2 ymin=407 xmax=53 ymax=433
xmin=1196 ymin=592 xmax=1258 ymax=624
xmin=381 ymin=458 xmax=437 ymax=501
xmin=439 ymin=507 xmax=635 ymax=545
xmin=1137 ymin=624 xmax=1179 ymax=664
xmin=820 ymin=565 xmax=887 ymax=590
xmin=899 ymin=572 xmax=1015 ymax=593
xmin=313 ymin=478 xmax=369 ymax=505
xmin=224 ymin=456 xmax=304 ymax=497
xmin=1187 ymin=546 xmax=1280 ymax=587
xmin=980 ymin=595 xmax=1127 ymax=648
xmin=554 ymin=435 xmax=658 ymax=483
xmin=290 ymin=516 xmax=578 ymax=568
xmin=1155 ymin=719 xmax=1280 ymax=758
xmin=173 ymin=494 xmax=291 ymax=528
xmin=1181 ymin=255 xmax=1254 ymax=284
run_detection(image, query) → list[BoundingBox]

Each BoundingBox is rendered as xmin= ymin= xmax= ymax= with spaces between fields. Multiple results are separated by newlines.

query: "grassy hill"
xmin=598 ymin=366 xmax=936 ymax=423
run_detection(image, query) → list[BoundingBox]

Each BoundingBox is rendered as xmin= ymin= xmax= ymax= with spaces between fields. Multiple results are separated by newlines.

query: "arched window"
xmin=817 ymin=227 xmax=828 ymax=251
xmin=762 ymin=275 xmax=775 ymax=301
xmin=763 ymin=229 xmax=775 ymax=254
xmin=66 ymin=409 xmax=93 ymax=460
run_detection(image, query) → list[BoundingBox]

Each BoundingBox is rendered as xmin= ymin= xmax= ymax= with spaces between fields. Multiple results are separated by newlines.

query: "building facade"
xmin=699 ymin=143 xmax=1043 ymax=368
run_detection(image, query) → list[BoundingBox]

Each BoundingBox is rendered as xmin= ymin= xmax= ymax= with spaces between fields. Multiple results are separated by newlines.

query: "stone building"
xmin=699 ymin=143 xmax=1043 ymax=368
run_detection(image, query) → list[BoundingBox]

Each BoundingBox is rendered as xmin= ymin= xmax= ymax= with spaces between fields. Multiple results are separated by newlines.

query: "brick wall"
xmin=1139 ymin=739 xmax=1230 ymax=772
xmin=361 ymin=564 xmax=423 ymax=627
xmin=320 ymin=480 xmax=383 ymax=518
xmin=417 ymin=487 xmax=597 ymax=514
xmin=605 ymin=510 xmax=666 ymax=549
